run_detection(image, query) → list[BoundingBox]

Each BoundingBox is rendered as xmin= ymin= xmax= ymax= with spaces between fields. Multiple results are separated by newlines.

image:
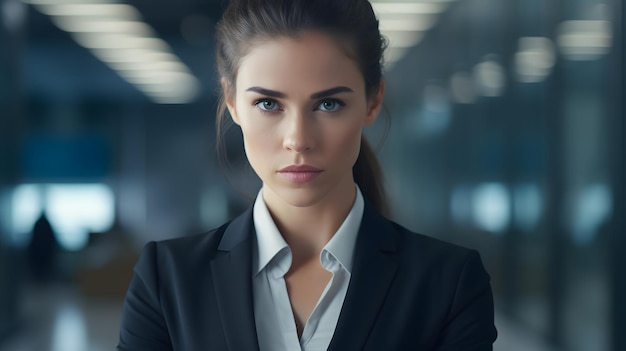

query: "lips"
xmin=278 ymin=165 xmax=323 ymax=183
xmin=279 ymin=165 xmax=322 ymax=172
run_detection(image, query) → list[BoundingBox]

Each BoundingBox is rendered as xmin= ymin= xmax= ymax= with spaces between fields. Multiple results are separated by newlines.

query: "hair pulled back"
xmin=215 ymin=0 xmax=389 ymax=215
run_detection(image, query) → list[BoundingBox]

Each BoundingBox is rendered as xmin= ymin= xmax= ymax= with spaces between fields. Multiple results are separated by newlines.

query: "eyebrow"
xmin=245 ymin=86 xmax=354 ymax=99
xmin=311 ymin=86 xmax=354 ymax=99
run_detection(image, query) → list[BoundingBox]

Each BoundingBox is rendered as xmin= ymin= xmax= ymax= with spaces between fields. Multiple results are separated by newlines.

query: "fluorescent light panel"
xmin=91 ymin=48 xmax=172 ymax=62
xmin=372 ymin=2 xmax=448 ymax=15
xmin=371 ymin=0 xmax=454 ymax=67
xmin=514 ymin=37 xmax=556 ymax=83
xmin=52 ymin=17 xmax=155 ymax=35
xmin=109 ymin=60 xmax=190 ymax=73
xmin=384 ymin=31 xmax=425 ymax=48
xmin=557 ymin=20 xmax=612 ymax=60
xmin=21 ymin=0 xmax=114 ymax=4
xmin=385 ymin=47 xmax=409 ymax=64
xmin=22 ymin=0 xmax=199 ymax=104
xmin=35 ymin=4 xmax=140 ymax=18
xmin=71 ymin=32 xmax=169 ymax=50
xmin=379 ymin=17 xmax=436 ymax=31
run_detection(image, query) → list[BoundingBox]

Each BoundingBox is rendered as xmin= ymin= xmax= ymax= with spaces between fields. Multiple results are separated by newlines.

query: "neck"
xmin=262 ymin=183 xmax=356 ymax=261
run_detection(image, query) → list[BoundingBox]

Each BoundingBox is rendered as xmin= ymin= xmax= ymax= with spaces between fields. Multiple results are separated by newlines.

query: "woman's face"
xmin=225 ymin=31 xmax=384 ymax=209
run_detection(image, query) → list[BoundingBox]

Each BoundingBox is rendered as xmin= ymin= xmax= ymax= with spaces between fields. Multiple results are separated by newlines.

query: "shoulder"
xmin=392 ymin=221 xmax=477 ymax=261
xmin=384 ymin=219 xmax=489 ymax=283
xmin=133 ymin=203 xmax=255 ymax=276
xmin=150 ymin=223 xmax=226 ymax=254
xmin=362 ymin=201 xmax=476 ymax=258
xmin=133 ymin=222 xmax=230 ymax=277
xmin=157 ymin=224 xmax=227 ymax=255
xmin=385 ymin=219 xmax=495 ymax=321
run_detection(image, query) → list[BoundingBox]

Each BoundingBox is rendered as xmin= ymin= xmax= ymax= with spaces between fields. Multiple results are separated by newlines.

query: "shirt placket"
xmin=300 ymin=254 xmax=344 ymax=348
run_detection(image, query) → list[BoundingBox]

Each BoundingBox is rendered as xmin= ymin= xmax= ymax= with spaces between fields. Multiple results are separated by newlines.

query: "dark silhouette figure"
xmin=27 ymin=212 xmax=60 ymax=283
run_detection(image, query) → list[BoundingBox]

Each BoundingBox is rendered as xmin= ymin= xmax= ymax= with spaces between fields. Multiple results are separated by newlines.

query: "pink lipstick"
xmin=278 ymin=165 xmax=323 ymax=183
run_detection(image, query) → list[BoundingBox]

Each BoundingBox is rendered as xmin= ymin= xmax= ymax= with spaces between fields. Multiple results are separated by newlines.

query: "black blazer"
xmin=117 ymin=203 xmax=497 ymax=351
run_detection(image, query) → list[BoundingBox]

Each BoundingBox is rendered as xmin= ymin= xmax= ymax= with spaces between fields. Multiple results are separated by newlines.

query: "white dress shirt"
xmin=252 ymin=186 xmax=364 ymax=351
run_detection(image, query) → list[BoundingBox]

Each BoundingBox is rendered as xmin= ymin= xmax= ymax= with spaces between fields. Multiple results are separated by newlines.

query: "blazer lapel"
xmin=211 ymin=208 xmax=261 ymax=351
xmin=328 ymin=203 xmax=399 ymax=351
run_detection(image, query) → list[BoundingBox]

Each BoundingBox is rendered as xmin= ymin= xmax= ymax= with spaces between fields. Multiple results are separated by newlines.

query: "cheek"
xmin=328 ymin=122 xmax=363 ymax=164
xmin=235 ymin=101 xmax=266 ymax=154
xmin=241 ymin=128 xmax=266 ymax=159
xmin=239 ymin=123 xmax=277 ymax=175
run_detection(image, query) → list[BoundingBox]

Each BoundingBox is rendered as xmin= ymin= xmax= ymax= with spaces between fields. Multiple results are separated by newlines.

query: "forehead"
xmin=235 ymin=32 xmax=365 ymax=93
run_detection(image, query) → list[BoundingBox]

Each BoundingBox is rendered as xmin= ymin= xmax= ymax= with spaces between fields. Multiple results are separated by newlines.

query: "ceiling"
xmin=14 ymin=0 xmax=458 ymax=105
xmin=19 ymin=0 xmax=224 ymax=104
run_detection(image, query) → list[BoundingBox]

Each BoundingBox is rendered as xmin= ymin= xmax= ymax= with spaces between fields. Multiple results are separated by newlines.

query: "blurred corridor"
xmin=1 ymin=0 xmax=623 ymax=350
xmin=0 ymin=283 xmax=555 ymax=351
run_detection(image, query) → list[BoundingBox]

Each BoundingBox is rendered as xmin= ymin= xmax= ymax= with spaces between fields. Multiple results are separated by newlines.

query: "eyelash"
xmin=254 ymin=99 xmax=281 ymax=113
xmin=253 ymin=98 xmax=345 ymax=114
xmin=316 ymin=98 xmax=345 ymax=112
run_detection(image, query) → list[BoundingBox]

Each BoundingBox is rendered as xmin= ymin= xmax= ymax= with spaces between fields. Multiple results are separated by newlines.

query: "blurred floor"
xmin=0 ymin=283 xmax=555 ymax=351
xmin=0 ymin=283 xmax=123 ymax=351
xmin=494 ymin=310 xmax=555 ymax=351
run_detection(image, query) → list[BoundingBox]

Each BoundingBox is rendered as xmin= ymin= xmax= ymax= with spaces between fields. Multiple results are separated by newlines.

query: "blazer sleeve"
xmin=117 ymin=242 xmax=173 ymax=351
xmin=435 ymin=250 xmax=498 ymax=351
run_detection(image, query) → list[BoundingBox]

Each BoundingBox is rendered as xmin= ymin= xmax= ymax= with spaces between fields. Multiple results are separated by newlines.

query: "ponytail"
xmin=353 ymin=136 xmax=388 ymax=216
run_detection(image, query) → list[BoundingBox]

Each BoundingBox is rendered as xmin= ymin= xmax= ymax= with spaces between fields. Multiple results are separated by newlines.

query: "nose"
xmin=282 ymin=111 xmax=315 ymax=153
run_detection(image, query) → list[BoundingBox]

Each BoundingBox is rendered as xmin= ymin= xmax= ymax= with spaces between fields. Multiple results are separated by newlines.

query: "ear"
xmin=364 ymin=80 xmax=385 ymax=126
xmin=221 ymin=77 xmax=240 ymax=125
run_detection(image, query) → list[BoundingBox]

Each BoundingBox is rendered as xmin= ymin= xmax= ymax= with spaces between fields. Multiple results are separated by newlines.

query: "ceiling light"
xmin=514 ymin=37 xmax=556 ymax=83
xmin=384 ymin=31 xmax=424 ymax=48
xmin=450 ymin=71 xmax=478 ymax=104
xmin=21 ymin=0 xmax=115 ymax=4
xmin=557 ymin=20 xmax=612 ymax=61
xmin=108 ymin=60 xmax=190 ymax=73
xmin=52 ymin=17 xmax=154 ymax=36
xmin=473 ymin=57 xmax=506 ymax=97
xmin=372 ymin=2 xmax=448 ymax=15
xmin=22 ymin=0 xmax=201 ymax=104
xmin=34 ymin=3 xmax=139 ymax=19
xmin=71 ymin=32 xmax=169 ymax=50
xmin=91 ymin=48 xmax=178 ymax=64
xmin=384 ymin=47 xmax=409 ymax=65
xmin=379 ymin=17 xmax=436 ymax=31
xmin=369 ymin=0 xmax=456 ymax=68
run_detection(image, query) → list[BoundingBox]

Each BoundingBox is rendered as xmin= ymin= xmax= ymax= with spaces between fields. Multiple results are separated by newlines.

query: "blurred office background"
xmin=0 ymin=0 xmax=623 ymax=350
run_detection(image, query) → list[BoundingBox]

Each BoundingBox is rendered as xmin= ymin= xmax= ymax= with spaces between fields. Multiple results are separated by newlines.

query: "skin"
xmin=224 ymin=31 xmax=384 ymax=337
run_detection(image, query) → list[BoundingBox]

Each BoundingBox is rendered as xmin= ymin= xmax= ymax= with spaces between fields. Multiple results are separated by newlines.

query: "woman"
xmin=117 ymin=0 xmax=497 ymax=350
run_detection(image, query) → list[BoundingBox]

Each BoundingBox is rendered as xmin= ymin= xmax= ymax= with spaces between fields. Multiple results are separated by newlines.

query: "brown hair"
xmin=215 ymin=0 xmax=389 ymax=215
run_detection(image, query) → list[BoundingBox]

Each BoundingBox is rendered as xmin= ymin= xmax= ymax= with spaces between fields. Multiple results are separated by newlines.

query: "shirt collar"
xmin=321 ymin=187 xmax=363 ymax=273
xmin=253 ymin=189 xmax=289 ymax=276
xmin=252 ymin=185 xmax=364 ymax=275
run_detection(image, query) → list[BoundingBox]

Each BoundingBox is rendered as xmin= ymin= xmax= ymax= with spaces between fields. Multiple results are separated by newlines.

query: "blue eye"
xmin=317 ymin=99 xmax=344 ymax=112
xmin=256 ymin=99 xmax=280 ymax=111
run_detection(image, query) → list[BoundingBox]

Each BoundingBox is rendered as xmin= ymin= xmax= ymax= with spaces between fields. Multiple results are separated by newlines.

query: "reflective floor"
xmin=0 ymin=283 xmax=554 ymax=351
xmin=0 ymin=283 xmax=123 ymax=351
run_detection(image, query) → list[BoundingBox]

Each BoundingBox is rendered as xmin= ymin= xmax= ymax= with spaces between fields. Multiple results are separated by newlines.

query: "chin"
xmin=283 ymin=190 xmax=324 ymax=208
xmin=267 ymin=185 xmax=328 ymax=208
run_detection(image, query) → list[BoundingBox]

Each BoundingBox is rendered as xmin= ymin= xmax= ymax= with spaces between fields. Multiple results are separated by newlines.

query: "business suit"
xmin=117 ymin=202 xmax=497 ymax=350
